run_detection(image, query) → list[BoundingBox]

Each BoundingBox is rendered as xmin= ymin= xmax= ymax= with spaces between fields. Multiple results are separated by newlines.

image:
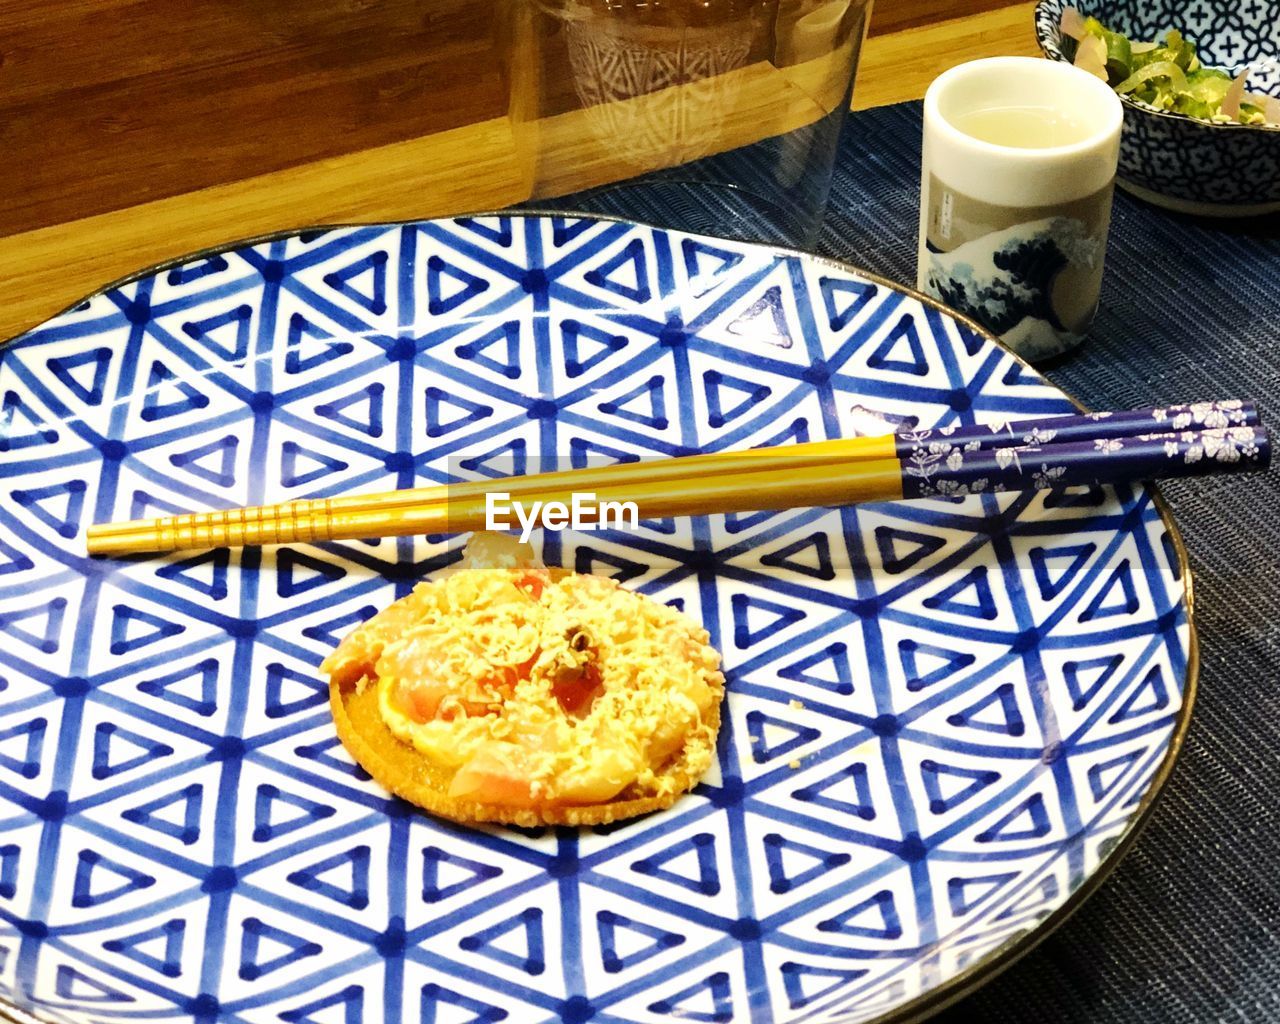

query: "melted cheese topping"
xmin=342 ymin=557 xmax=723 ymax=809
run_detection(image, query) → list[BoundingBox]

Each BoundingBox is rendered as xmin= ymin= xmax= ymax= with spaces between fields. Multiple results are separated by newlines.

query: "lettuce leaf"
xmin=1059 ymin=10 xmax=1277 ymax=126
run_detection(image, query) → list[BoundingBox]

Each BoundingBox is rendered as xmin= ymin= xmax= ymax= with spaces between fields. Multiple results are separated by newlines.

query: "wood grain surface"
xmin=0 ymin=1 xmax=1038 ymax=342
xmin=2 ymin=0 xmax=506 ymax=236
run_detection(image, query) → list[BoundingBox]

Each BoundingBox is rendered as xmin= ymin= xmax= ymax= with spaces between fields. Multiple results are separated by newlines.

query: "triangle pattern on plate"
xmin=0 ymin=215 xmax=1188 ymax=1024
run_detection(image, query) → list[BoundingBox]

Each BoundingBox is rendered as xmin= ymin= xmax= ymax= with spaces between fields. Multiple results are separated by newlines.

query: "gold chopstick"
xmin=85 ymin=433 xmax=898 ymax=554
xmin=85 ymin=455 xmax=907 ymax=556
xmin=84 ymin=403 xmax=1270 ymax=557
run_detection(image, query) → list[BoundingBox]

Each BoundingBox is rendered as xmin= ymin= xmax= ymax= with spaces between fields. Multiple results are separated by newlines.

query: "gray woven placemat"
xmin=544 ymin=100 xmax=1280 ymax=1023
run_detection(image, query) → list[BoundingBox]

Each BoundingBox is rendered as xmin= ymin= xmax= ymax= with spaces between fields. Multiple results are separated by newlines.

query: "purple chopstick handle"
xmin=892 ymin=400 xmax=1259 ymax=458
xmin=900 ymin=426 xmax=1271 ymax=499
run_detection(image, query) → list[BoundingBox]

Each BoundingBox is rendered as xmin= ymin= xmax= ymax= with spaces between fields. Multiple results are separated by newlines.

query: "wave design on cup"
xmin=925 ymin=216 xmax=1102 ymax=362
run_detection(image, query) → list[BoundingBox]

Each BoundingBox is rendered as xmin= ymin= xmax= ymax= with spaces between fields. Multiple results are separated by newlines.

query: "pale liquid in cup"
xmin=951 ymin=105 xmax=1093 ymax=148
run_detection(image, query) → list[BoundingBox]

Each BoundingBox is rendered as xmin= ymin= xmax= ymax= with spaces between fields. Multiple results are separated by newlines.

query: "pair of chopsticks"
xmin=86 ymin=400 xmax=1269 ymax=556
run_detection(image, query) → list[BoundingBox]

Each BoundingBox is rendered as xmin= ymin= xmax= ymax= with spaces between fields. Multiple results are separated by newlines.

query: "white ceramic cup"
xmin=917 ymin=56 xmax=1123 ymax=362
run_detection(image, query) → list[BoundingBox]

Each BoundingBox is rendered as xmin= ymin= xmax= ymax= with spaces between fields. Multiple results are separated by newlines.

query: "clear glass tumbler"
xmin=506 ymin=0 xmax=874 ymax=248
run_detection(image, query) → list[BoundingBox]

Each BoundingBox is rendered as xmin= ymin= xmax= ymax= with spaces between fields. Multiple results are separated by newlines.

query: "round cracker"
xmin=330 ymin=674 xmax=723 ymax=828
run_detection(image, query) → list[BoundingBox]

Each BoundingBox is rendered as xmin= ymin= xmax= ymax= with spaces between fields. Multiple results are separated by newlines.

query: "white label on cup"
xmin=939 ymin=190 xmax=953 ymax=242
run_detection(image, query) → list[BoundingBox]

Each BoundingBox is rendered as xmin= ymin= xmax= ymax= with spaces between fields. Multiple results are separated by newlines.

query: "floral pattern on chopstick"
xmin=900 ymin=423 xmax=1269 ymax=499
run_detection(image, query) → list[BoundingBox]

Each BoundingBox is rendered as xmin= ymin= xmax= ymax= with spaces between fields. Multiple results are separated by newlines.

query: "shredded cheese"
xmin=337 ymin=549 xmax=723 ymax=808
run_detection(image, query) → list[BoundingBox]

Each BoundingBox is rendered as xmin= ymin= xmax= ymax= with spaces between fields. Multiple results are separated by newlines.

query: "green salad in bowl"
xmin=1036 ymin=0 xmax=1280 ymax=215
xmin=1059 ymin=8 xmax=1280 ymax=126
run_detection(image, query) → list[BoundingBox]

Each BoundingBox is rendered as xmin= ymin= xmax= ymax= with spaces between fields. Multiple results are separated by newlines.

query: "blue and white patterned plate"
xmin=0 ymin=214 xmax=1192 ymax=1024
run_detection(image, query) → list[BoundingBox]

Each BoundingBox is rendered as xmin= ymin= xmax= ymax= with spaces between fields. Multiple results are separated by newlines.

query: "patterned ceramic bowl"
xmin=1035 ymin=0 xmax=1280 ymax=216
